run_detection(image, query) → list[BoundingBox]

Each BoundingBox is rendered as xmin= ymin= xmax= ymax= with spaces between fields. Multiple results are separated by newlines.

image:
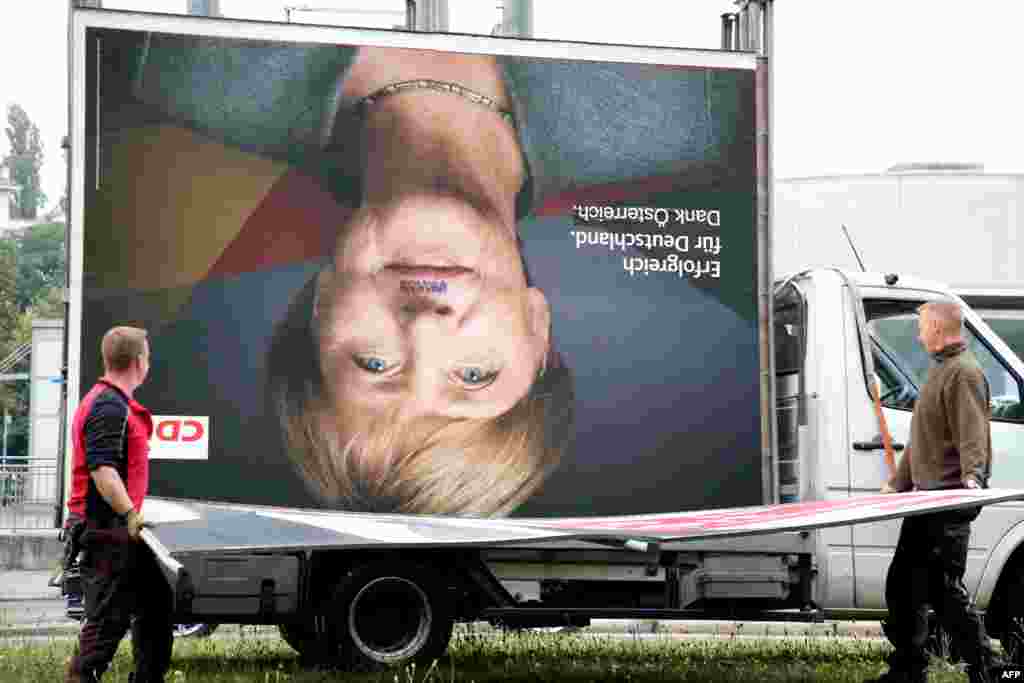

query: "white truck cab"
xmin=483 ymin=269 xmax=1024 ymax=645
xmin=775 ymin=269 xmax=1024 ymax=641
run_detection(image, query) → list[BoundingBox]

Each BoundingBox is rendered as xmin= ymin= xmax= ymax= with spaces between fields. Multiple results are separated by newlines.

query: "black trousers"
xmin=66 ymin=531 xmax=174 ymax=683
xmin=883 ymin=507 xmax=995 ymax=674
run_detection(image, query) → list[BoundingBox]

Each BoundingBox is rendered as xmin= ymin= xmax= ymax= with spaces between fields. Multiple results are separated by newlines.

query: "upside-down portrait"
xmin=79 ymin=25 xmax=761 ymax=517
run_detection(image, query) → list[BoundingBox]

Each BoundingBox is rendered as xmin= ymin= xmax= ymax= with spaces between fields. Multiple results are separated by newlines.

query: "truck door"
xmin=778 ymin=273 xmax=856 ymax=610
xmin=847 ymin=296 xmax=1024 ymax=610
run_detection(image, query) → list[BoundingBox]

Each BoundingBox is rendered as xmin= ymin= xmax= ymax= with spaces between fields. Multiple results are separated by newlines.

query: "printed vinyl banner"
xmin=78 ymin=19 xmax=760 ymax=518
xmin=146 ymin=489 xmax=1024 ymax=556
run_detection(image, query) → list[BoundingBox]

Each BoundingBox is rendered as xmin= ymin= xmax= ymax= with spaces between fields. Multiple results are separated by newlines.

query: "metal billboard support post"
xmin=408 ymin=0 xmax=449 ymax=32
xmin=725 ymin=0 xmax=777 ymax=503
xmin=187 ymin=0 xmax=220 ymax=16
xmin=494 ymin=0 xmax=533 ymax=38
xmin=726 ymin=1 xmax=769 ymax=53
xmin=56 ymin=137 xmax=71 ymax=529
xmin=760 ymin=0 xmax=777 ymax=504
xmin=405 ymin=0 xmax=415 ymax=30
xmin=2 ymin=411 xmax=8 ymax=477
xmin=721 ymin=13 xmax=736 ymax=50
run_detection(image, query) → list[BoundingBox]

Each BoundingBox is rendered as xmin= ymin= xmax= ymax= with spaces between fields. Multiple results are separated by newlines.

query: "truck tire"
xmin=325 ymin=562 xmax=454 ymax=671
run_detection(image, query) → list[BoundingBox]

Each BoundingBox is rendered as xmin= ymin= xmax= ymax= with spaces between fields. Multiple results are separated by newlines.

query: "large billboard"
xmin=71 ymin=11 xmax=761 ymax=518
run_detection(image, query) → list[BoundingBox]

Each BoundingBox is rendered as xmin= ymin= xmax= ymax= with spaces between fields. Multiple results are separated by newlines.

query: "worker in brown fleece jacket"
xmin=868 ymin=301 xmax=1000 ymax=683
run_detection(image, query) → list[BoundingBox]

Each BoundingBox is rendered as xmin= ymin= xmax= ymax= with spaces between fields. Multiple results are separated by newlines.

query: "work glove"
xmin=124 ymin=509 xmax=149 ymax=541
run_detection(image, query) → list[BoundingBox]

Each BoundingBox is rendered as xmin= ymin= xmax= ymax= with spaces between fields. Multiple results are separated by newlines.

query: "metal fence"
xmin=0 ymin=457 xmax=60 ymax=530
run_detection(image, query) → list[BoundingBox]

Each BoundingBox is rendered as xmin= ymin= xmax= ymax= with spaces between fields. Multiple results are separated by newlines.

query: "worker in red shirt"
xmin=65 ymin=326 xmax=174 ymax=683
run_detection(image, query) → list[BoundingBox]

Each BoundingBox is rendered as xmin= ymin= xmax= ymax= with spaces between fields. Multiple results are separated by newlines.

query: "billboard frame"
xmin=64 ymin=6 xmax=766 ymax=517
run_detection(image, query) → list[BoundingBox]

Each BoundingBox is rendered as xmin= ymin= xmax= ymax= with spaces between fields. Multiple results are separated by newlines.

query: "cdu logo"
xmin=149 ymin=416 xmax=210 ymax=460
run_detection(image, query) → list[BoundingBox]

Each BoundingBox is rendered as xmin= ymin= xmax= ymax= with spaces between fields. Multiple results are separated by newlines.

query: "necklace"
xmin=353 ymin=79 xmax=515 ymax=126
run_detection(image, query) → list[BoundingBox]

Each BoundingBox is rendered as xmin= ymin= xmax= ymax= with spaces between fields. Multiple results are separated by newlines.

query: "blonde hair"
xmin=101 ymin=326 xmax=148 ymax=373
xmin=282 ymin=394 xmax=560 ymax=515
xmin=266 ymin=271 xmax=573 ymax=515
xmin=919 ymin=300 xmax=963 ymax=335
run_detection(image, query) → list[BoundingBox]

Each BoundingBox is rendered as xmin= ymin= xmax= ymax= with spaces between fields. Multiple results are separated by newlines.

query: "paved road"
xmin=0 ymin=502 xmax=58 ymax=530
xmin=0 ymin=599 xmax=69 ymax=629
xmin=0 ymin=570 xmax=60 ymax=601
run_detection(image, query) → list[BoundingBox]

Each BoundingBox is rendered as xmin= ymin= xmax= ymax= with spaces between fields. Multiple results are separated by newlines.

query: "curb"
xmin=0 ymin=624 xmax=80 ymax=639
xmin=459 ymin=619 xmax=885 ymax=639
xmin=0 ymin=619 xmax=887 ymax=641
xmin=0 ymin=621 xmax=887 ymax=642
xmin=0 ymin=531 xmax=63 ymax=571
xmin=594 ymin=620 xmax=885 ymax=639
xmin=0 ymin=569 xmax=64 ymax=601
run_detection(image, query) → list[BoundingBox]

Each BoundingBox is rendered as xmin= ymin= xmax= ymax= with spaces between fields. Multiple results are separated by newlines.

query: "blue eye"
xmin=355 ymin=356 xmax=394 ymax=374
xmin=456 ymin=366 xmax=498 ymax=387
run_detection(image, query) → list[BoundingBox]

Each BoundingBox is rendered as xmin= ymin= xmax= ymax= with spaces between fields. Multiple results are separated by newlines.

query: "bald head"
xmin=917 ymin=301 xmax=964 ymax=353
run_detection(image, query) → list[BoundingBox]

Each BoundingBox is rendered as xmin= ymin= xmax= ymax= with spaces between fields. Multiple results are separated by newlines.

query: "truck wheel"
xmin=326 ymin=562 xmax=454 ymax=671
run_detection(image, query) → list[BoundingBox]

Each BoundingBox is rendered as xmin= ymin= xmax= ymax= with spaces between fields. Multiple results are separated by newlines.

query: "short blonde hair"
xmin=101 ymin=326 xmax=148 ymax=373
xmin=285 ymin=395 xmax=561 ymax=515
xmin=266 ymin=272 xmax=574 ymax=515
xmin=919 ymin=301 xmax=963 ymax=335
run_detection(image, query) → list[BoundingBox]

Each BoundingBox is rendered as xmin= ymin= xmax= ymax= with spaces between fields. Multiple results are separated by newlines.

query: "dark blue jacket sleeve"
xmin=132 ymin=34 xmax=356 ymax=168
xmin=84 ymin=396 xmax=129 ymax=471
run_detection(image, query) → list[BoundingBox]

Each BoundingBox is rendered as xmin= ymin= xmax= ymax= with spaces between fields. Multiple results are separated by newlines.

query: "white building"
xmin=26 ymin=319 xmax=63 ymax=508
xmin=773 ymin=164 xmax=1024 ymax=288
xmin=773 ymin=165 xmax=1024 ymax=365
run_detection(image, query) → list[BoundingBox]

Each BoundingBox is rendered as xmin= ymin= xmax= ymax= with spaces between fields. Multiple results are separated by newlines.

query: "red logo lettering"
xmin=181 ymin=420 xmax=204 ymax=442
xmin=156 ymin=419 xmax=205 ymax=443
xmin=157 ymin=420 xmax=180 ymax=442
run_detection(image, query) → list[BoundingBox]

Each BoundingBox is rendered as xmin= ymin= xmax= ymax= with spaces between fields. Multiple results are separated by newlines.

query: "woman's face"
xmin=317 ymin=194 xmax=550 ymax=427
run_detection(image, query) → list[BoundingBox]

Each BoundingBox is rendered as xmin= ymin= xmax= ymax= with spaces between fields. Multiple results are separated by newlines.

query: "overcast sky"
xmin=2 ymin=1 xmax=1022 ymax=213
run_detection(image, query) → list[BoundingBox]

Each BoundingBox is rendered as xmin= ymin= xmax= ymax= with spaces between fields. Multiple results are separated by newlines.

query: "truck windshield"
xmin=865 ymin=300 xmax=1024 ymax=421
xmin=976 ymin=313 xmax=1024 ymax=367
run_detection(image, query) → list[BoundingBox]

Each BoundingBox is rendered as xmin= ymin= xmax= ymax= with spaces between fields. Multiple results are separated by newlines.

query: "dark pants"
xmin=65 ymin=530 xmax=174 ymax=683
xmin=883 ymin=507 xmax=996 ymax=677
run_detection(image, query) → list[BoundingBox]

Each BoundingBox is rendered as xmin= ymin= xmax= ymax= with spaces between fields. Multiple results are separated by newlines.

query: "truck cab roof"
xmin=777 ymin=268 xmax=959 ymax=297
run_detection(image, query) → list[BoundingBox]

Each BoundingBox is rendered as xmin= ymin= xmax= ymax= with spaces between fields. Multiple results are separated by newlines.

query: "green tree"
xmin=0 ymin=239 xmax=21 ymax=415
xmin=27 ymin=285 xmax=64 ymax=320
xmin=3 ymin=103 xmax=47 ymax=220
xmin=13 ymin=286 xmax=65 ymax=346
xmin=13 ymin=221 xmax=65 ymax=311
xmin=0 ymin=240 xmax=18 ymax=353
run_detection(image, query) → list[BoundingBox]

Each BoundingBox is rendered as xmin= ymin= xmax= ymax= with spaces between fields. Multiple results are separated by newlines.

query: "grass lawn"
xmin=0 ymin=628 xmax=975 ymax=682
